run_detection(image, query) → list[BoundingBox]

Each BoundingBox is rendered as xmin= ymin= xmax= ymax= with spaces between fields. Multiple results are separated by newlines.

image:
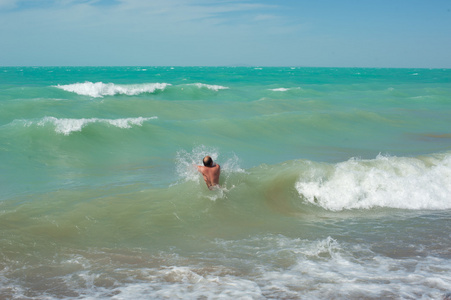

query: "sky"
xmin=0 ymin=0 xmax=450 ymax=67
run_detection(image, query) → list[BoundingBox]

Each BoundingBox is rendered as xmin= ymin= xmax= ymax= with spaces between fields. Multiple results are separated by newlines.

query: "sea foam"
xmin=55 ymin=82 xmax=170 ymax=98
xmin=296 ymin=153 xmax=451 ymax=211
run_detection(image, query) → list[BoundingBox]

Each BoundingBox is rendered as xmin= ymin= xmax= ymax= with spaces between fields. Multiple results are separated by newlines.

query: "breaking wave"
xmin=269 ymin=87 xmax=301 ymax=92
xmin=188 ymin=83 xmax=229 ymax=91
xmin=12 ymin=116 xmax=157 ymax=135
xmin=55 ymin=82 xmax=230 ymax=98
xmin=55 ymin=82 xmax=171 ymax=98
xmin=295 ymin=153 xmax=451 ymax=211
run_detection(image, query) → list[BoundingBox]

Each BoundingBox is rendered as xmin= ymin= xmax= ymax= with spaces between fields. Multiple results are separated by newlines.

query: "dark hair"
xmin=203 ymin=156 xmax=213 ymax=167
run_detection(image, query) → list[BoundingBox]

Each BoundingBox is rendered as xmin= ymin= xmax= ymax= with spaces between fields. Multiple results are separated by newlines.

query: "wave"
xmin=54 ymin=82 xmax=230 ymax=98
xmin=12 ymin=116 xmax=157 ymax=135
xmin=269 ymin=87 xmax=301 ymax=92
xmin=295 ymin=153 xmax=451 ymax=211
xmin=188 ymin=83 xmax=229 ymax=91
xmin=55 ymin=82 xmax=171 ymax=98
xmin=173 ymin=146 xmax=451 ymax=211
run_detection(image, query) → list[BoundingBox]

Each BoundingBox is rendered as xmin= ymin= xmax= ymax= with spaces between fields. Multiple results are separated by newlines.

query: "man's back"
xmin=197 ymin=156 xmax=220 ymax=189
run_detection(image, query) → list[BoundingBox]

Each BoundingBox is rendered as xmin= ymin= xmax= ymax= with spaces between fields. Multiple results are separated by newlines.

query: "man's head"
xmin=203 ymin=156 xmax=213 ymax=167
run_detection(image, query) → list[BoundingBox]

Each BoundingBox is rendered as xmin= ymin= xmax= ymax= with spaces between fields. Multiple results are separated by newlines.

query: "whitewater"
xmin=1 ymin=66 xmax=451 ymax=299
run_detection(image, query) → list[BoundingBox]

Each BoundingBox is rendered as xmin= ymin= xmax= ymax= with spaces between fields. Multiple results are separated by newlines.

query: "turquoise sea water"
xmin=1 ymin=67 xmax=451 ymax=299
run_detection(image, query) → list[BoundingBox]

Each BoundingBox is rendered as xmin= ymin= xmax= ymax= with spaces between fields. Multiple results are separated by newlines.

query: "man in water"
xmin=197 ymin=156 xmax=220 ymax=190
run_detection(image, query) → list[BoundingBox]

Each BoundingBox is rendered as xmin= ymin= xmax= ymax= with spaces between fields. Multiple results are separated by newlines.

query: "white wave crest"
xmin=36 ymin=116 xmax=157 ymax=135
xmin=269 ymin=87 xmax=301 ymax=92
xmin=189 ymin=83 xmax=229 ymax=91
xmin=296 ymin=153 xmax=451 ymax=211
xmin=55 ymin=82 xmax=170 ymax=98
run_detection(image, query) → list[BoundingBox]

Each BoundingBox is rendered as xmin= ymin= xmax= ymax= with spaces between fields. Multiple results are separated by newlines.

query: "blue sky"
xmin=0 ymin=0 xmax=450 ymax=67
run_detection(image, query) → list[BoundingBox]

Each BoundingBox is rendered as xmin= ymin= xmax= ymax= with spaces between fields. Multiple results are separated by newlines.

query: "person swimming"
xmin=197 ymin=156 xmax=220 ymax=190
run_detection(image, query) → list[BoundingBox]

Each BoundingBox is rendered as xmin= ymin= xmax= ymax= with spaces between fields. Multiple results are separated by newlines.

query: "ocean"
xmin=1 ymin=66 xmax=451 ymax=299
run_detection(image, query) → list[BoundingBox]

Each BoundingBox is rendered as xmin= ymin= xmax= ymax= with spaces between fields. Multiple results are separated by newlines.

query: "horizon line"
xmin=1 ymin=65 xmax=450 ymax=70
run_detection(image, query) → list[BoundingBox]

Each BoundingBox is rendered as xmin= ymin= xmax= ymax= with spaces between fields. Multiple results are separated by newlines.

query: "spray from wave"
xmin=174 ymin=145 xmax=244 ymax=191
